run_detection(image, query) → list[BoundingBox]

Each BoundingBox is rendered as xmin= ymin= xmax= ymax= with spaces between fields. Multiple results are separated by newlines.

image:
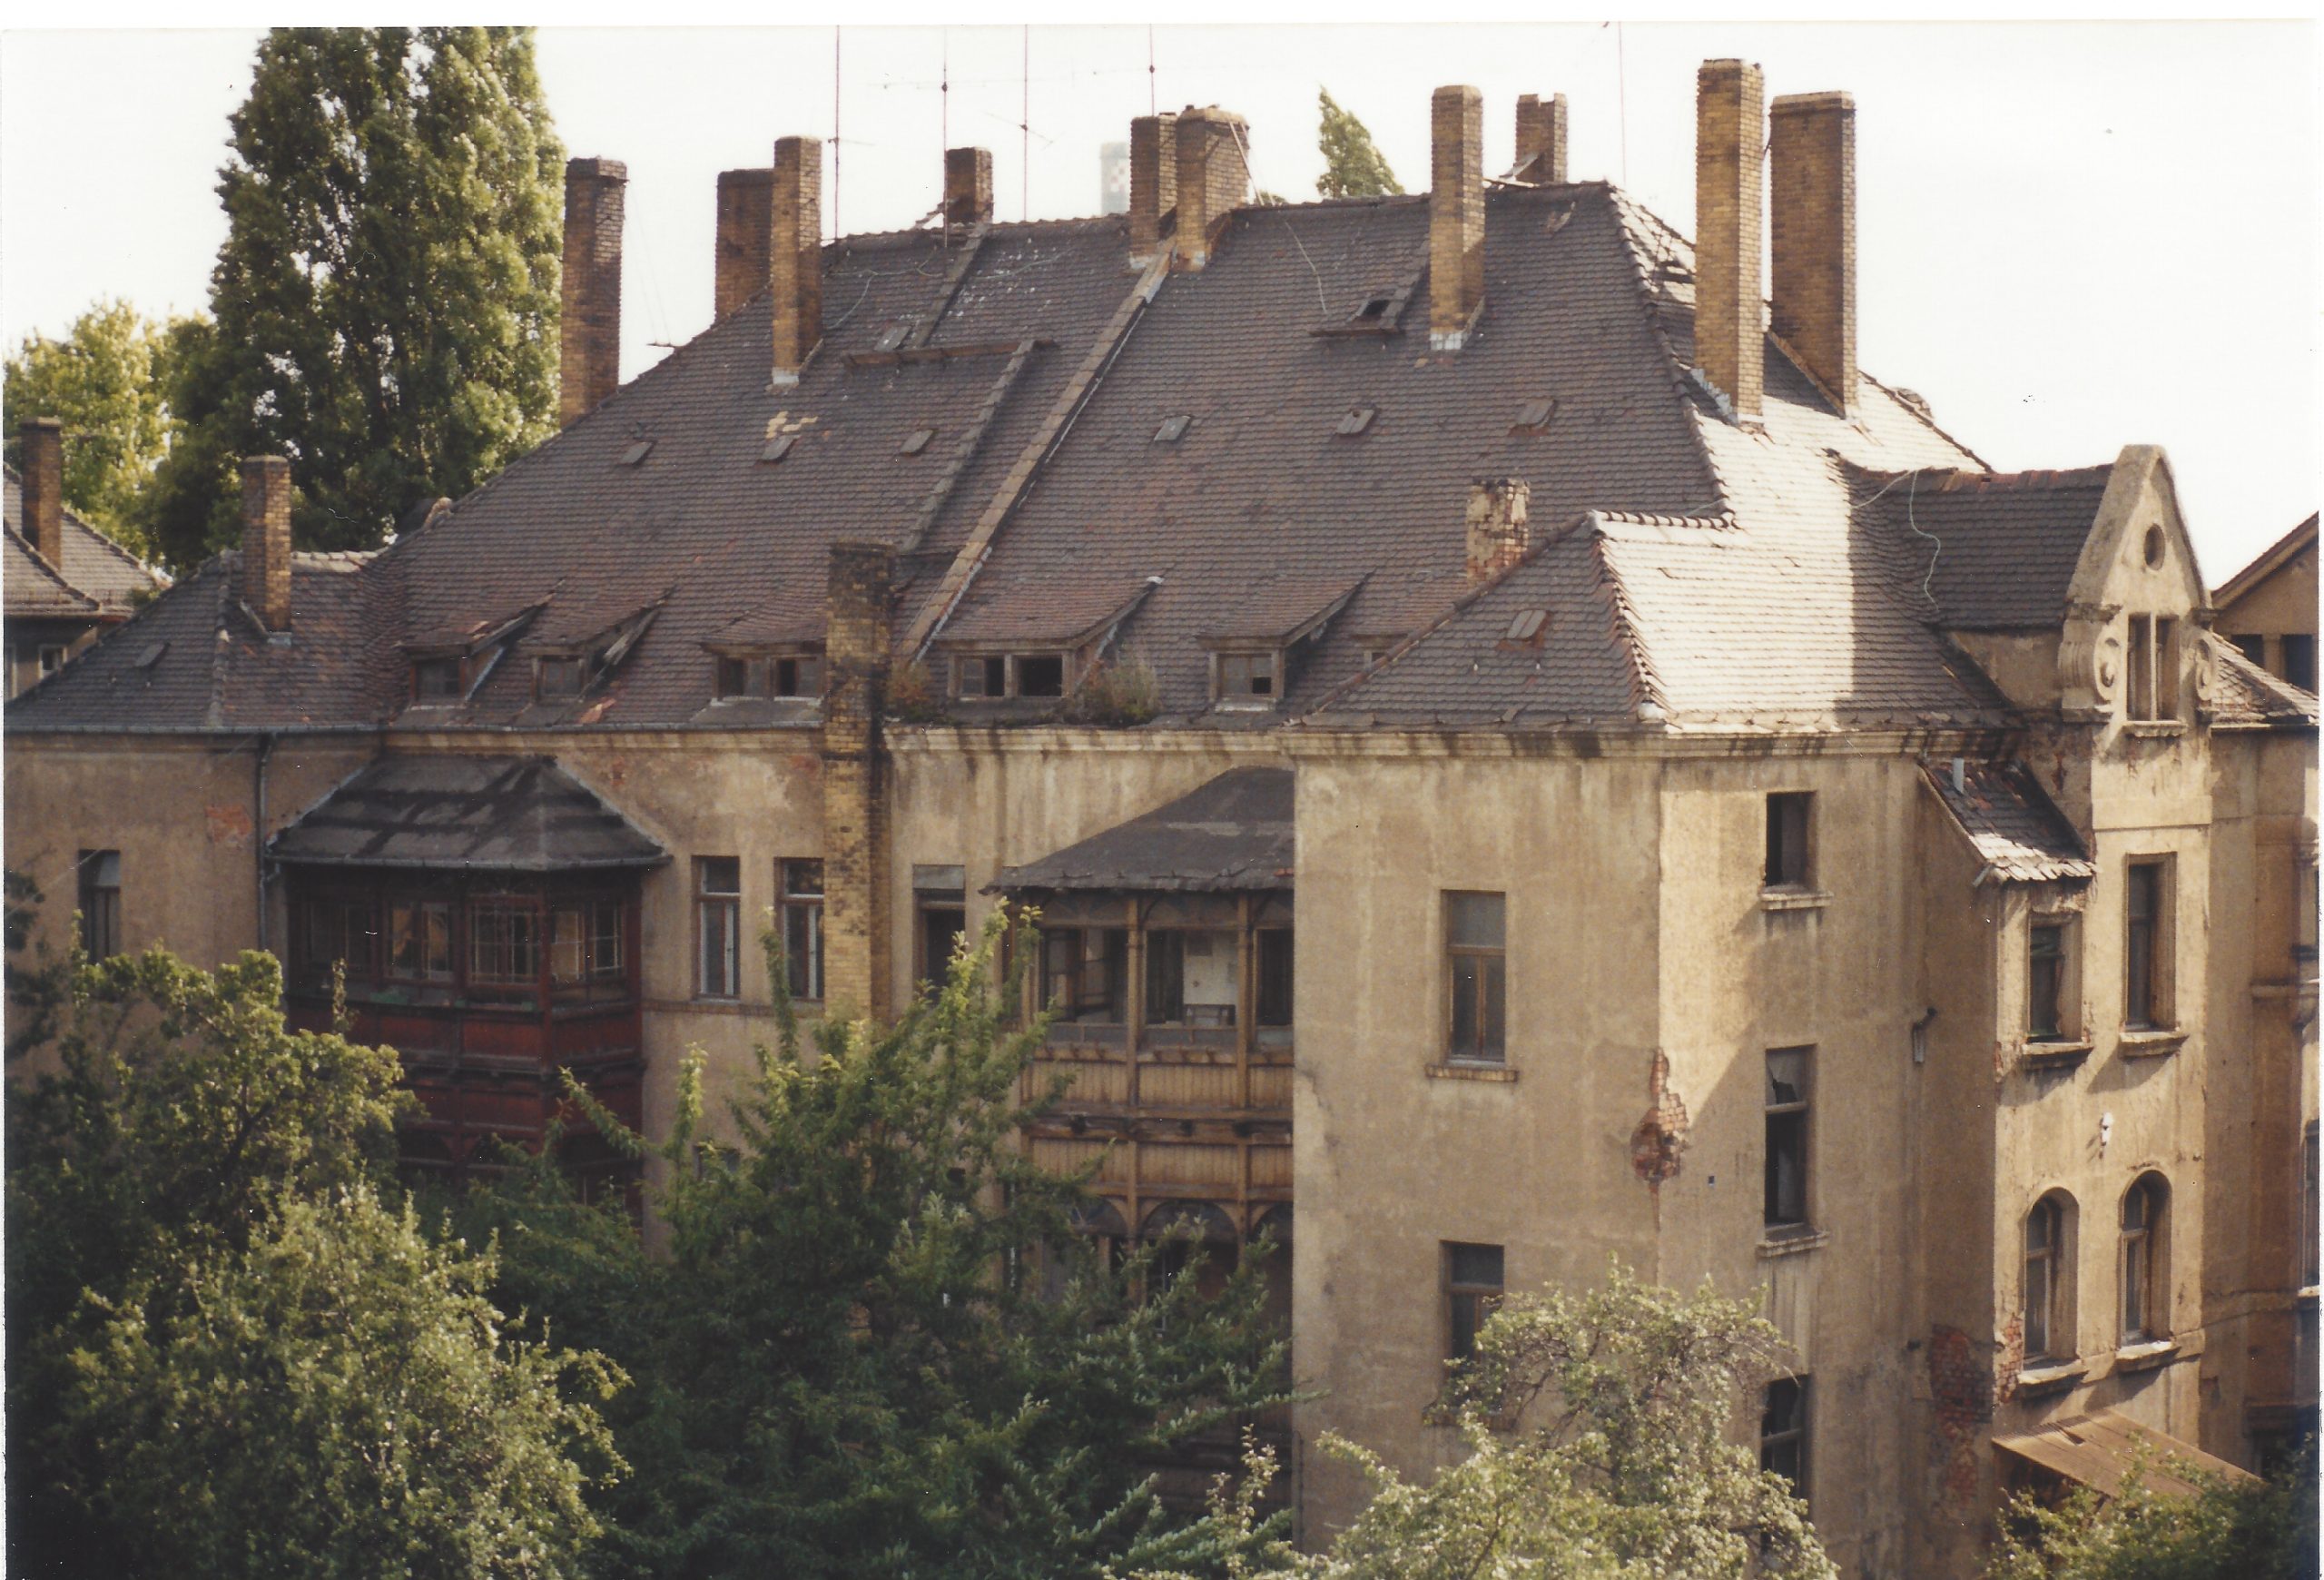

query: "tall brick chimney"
xmin=821 ymin=540 xmax=895 ymax=1016
xmin=770 ymin=135 xmax=824 ymax=388
xmin=241 ymin=455 xmax=292 ymax=634
xmin=18 ymin=418 xmax=64 ymax=570
xmin=1466 ymin=478 xmax=1531 ymax=584
xmin=944 ymin=146 xmax=994 ymax=229
xmin=1128 ymin=112 xmax=1178 ymax=263
xmin=1694 ymin=60 xmax=1765 ymax=420
xmin=1514 ymin=94 xmax=1569 ymax=184
xmin=1172 ymin=107 xmax=1248 ymax=272
xmin=1769 ymin=91 xmax=1856 ymax=415
xmin=714 ymin=167 xmax=773 ymax=321
xmin=559 ymin=156 xmax=627 ymax=429
xmin=1430 ymin=84 xmax=1485 ymax=350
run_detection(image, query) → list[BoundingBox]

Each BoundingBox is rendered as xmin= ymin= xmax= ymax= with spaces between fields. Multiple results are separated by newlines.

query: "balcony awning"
xmin=269 ymin=755 xmax=667 ymax=872
xmin=992 ymin=766 xmax=1293 ymax=894
xmin=1993 ymin=1410 xmax=2255 ymax=1502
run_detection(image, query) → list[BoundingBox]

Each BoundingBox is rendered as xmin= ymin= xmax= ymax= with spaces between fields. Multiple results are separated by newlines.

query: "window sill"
xmin=2016 ymin=1359 xmax=2088 ymax=1397
xmin=1759 ymin=888 xmax=1832 ymax=913
xmin=2297 ymin=1286 xmax=2319 ymax=1309
xmin=1427 ymin=1061 xmax=1519 ymax=1083
xmin=2021 ymin=1040 xmax=2093 ymax=1072
xmin=2122 ymin=720 xmax=2187 ymax=739
xmin=2118 ymin=1029 xmax=2187 ymax=1060
xmin=1757 ymin=1227 xmax=1827 ymax=1259
xmin=2112 ymin=1338 xmax=2179 ymax=1374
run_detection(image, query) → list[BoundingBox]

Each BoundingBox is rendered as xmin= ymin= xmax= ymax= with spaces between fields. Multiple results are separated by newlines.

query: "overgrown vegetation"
xmin=1986 ymin=1445 xmax=2317 ymax=1580
xmin=1069 ymin=652 xmax=1163 ymax=726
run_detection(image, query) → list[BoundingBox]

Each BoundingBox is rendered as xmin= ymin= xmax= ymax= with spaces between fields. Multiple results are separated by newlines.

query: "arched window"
xmin=2024 ymin=1192 xmax=2075 ymax=1364
xmin=1143 ymin=1200 xmax=1239 ymax=1300
xmin=2120 ymin=1174 xmax=2169 ymax=1344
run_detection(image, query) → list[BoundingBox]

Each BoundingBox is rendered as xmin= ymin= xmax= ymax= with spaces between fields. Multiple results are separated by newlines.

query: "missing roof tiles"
xmin=762 ymin=433 xmax=797 ymax=464
xmin=901 ymin=428 xmax=936 ymax=457
xmin=1512 ymin=399 xmax=1557 ymax=434
xmin=617 ymin=439 xmax=655 ymax=468
xmin=1335 ymin=407 xmax=1377 ymax=439
xmin=1153 ymin=413 xmax=1193 ymax=444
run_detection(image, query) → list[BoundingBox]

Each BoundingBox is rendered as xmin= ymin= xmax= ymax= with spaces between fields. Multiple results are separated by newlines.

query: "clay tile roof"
xmin=1849 ymin=464 xmax=2112 ymax=631
xmin=1200 ymin=572 xmax=1364 ymax=647
xmin=1923 ymin=758 xmax=2094 ymax=883
xmin=4 ymin=529 xmax=100 ymax=616
xmin=940 ymin=573 xmax=1157 ymax=647
xmin=2207 ymin=632 xmax=2319 ymax=730
xmin=705 ymin=583 xmax=828 ymax=649
xmin=3 ymin=466 xmax=165 ymax=617
xmin=993 ymin=765 xmax=1293 ymax=892
xmin=270 ymin=755 xmax=666 ymax=871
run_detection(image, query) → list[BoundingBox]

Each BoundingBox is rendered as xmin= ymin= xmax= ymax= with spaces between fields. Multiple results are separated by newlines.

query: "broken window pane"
xmin=1017 ymin=654 xmax=1066 ymax=697
xmin=1445 ymin=1241 xmax=1503 ymax=1360
xmin=1218 ymin=651 xmax=1276 ymax=699
xmin=389 ymin=900 xmax=454 ymax=981
xmin=1759 ymin=1377 xmax=1808 ymax=1493
xmin=1043 ymin=926 xmax=1128 ymax=1024
xmin=1146 ymin=929 xmax=1239 ymax=1027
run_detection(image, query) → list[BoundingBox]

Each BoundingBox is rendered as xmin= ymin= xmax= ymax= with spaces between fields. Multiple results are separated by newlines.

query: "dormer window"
xmin=537 ymin=657 xmax=586 ymax=700
xmin=714 ymin=650 xmax=824 ymax=700
xmin=413 ymin=657 xmax=462 ymax=700
xmin=955 ymin=652 xmax=1070 ymax=701
xmin=1215 ymin=650 xmax=1277 ymax=703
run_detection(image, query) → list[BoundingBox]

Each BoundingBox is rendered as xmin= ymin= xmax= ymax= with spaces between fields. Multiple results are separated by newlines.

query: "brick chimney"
xmin=821 ymin=539 xmax=895 ymax=1015
xmin=1172 ymin=107 xmax=1248 ymax=272
xmin=1429 ymin=84 xmax=1484 ymax=350
xmin=1694 ymin=60 xmax=1765 ymax=420
xmin=1514 ymin=94 xmax=1569 ymax=184
xmin=770 ymin=134 xmax=824 ymax=387
xmin=1466 ymin=478 xmax=1531 ymax=583
xmin=1128 ymin=112 xmax=1178 ymax=263
xmin=714 ymin=167 xmax=773 ymax=320
xmin=18 ymin=418 xmax=64 ymax=570
xmin=241 ymin=455 xmax=292 ymax=634
xmin=1769 ymin=91 xmax=1856 ymax=415
xmin=944 ymin=146 xmax=994 ymax=229
xmin=559 ymin=156 xmax=627 ymax=429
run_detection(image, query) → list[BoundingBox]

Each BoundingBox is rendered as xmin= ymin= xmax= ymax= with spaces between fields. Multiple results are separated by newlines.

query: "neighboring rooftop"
xmin=2 ymin=466 xmax=165 ymax=621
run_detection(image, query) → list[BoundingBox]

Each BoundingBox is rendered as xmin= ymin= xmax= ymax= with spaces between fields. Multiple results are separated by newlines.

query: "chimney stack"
xmin=241 ymin=456 xmax=292 ymax=634
xmin=944 ymin=146 xmax=994 ymax=229
xmin=1514 ymin=94 xmax=1569 ymax=184
xmin=1128 ymin=112 xmax=1179 ymax=262
xmin=1769 ymin=91 xmax=1857 ymax=414
xmin=1429 ymin=84 xmax=1485 ymax=350
xmin=770 ymin=135 xmax=824 ymax=387
xmin=18 ymin=418 xmax=64 ymax=570
xmin=1466 ymin=478 xmax=1531 ymax=584
xmin=559 ymin=156 xmax=627 ymax=429
xmin=1694 ymin=60 xmax=1765 ymax=420
xmin=821 ymin=539 xmax=896 ymax=1016
xmin=1172 ymin=108 xmax=1248 ymax=272
xmin=714 ymin=168 xmax=774 ymax=320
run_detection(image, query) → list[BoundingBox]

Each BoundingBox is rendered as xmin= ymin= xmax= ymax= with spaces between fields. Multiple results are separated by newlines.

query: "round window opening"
xmin=2143 ymin=525 xmax=2167 ymax=568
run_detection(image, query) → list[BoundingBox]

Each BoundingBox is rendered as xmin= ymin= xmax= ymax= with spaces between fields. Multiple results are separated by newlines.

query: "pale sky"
xmin=2 ymin=20 xmax=2318 ymax=579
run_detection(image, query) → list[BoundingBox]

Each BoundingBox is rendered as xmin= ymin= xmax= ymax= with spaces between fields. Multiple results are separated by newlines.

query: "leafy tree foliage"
xmin=1986 ymin=1446 xmax=2317 ymax=1580
xmin=146 ymin=27 xmax=565 ymax=566
xmin=465 ymin=914 xmax=1292 ymax=1577
xmin=1139 ymin=1264 xmax=1832 ymax=1580
xmin=1315 ymin=89 xmax=1403 ymax=200
xmin=5 ymin=943 xmax=616 ymax=1576
xmin=2 ymin=299 xmax=193 ymax=549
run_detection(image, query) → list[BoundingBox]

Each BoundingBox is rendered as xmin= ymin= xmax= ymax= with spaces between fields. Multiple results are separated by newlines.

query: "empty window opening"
xmin=2126 ymin=615 xmax=2179 ymax=720
xmin=1257 ymin=928 xmax=1295 ymax=1032
xmin=38 ymin=644 xmax=67 ymax=679
xmin=1444 ymin=1241 xmax=1504 ymax=1361
xmin=1355 ymin=294 xmax=1393 ymax=321
xmin=2024 ymin=1194 xmax=2073 ymax=1363
xmin=717 ymin=653 xmax=824 ymax=700
xmin=1042 ymin=926 xmax=1129 ymax=1025
xmin=1765 ymin=793 xmax=1813 ymax=890
xmin=1765 ymin=1046 xmax=1811 ymax=1231
xmin=781 ymin=859 xmax=824 ymax=1001
xmin=1760 ymin=1378 xmax=1809 ymax=1496
xmin=1445 ymin=892 xmax=1507 ymax=1063
xmin=2304 ymin=1122 xmax=2319 ymax=1289
xmin=2231 ymin=633 xmax=2268 ymax=668
xmin=914 ymin=866 xmax=966 ymax=992
xmin=1017 ymin=654 xmax=1067 ymax=698
xmin=2285 ymin=634 xmax=2318 ymax=693
xmin=697 ymin=857 xmax=743 ymax=999
xmin=2124 ymin=860 xmax=2169 ymax=1031
xmin=77 ymin=849 xmax=123 ymax=961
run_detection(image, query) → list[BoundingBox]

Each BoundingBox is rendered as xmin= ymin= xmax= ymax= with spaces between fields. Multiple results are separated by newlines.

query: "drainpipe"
xmin=254 ymin=733 xmax=276 ymax=954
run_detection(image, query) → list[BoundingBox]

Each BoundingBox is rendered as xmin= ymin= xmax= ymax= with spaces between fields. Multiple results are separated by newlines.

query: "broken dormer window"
xmin=537 ymin=657 xmax=586 ymax=700
xmin=413 ymin=657 xmax=461 ymax=701
xmin=1216 ymin=650 xmax=1276 ymax=703
xmin=1355 ymin=294 xmax=1393 ymax=321
xmin=715 ymin=652 xmax=824 ymax=701
xmin=955 ymin=652 xmax=1068 ymax=701
xmin=1018 ymin=654 xmax=1066 ymax=698
xmin=1335 ymin=407 xmax=1377 ymax=439
xmin=1153 ymin=413 xmax=1193 ymax=444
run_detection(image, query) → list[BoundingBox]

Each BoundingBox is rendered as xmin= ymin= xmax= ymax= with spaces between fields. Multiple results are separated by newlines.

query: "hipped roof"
xmin=995 ymin=766 xmax=1293 ymax=893
xmin=269 ymin=755 xmax=666 ymax=872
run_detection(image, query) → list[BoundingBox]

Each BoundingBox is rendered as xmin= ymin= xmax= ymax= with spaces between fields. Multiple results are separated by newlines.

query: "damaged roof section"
xmin=995 ymin=766 xmax=1293 ymax=893
xmin=269 ymin=755 xmax=667 ymax=871
xmin=1923 ymin=757 xmax=2094 ymax=883
xmin=2208 ymin=633 xmax=2320 ymax=731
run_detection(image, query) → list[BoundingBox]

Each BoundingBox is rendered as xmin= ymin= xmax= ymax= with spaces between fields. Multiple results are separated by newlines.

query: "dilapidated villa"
xmin=6 ymin=60 xmax=2315 ymax=1577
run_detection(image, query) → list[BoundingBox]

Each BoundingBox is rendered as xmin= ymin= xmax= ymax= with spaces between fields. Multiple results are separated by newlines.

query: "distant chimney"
xmin=944 ymin=146 xmax=994 ymax=229
xmin=1466 ymin=478 xmax=1531 ymax=583
xmin=241 ymin=456 xmax=292 ymax=634
xmin=770 ymin=134 xmax=824 ymax=387
xmin=1128 ymin=112 xmax=1179 ymax=262
xmin=1430 ymin=84 xmax=1485 ymax=350
xmin=1769 ymin=91 xmax=1857 ymax=415
xmin=821 ymin=538 xmax=896 ymax=1016
xmin=1514 ymin=94 xmax=1569 ymax=184
xmin=1172 ymin=107 xmax=1248 ymax=272
xmin=559 ymin=156 xmax=627 ymax=429
xmin=18 ymin=418 xmax=64 ymax=570
xmin=714 ymin=167 xmax=774 ymax=320
xmin=1694 ymin=60 xmax=1765 ymax=420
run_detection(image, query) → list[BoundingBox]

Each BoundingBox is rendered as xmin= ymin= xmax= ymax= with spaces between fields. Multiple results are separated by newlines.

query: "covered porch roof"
xmin=1994 ymin=1410 xmax=2257 ymax=1503
xmin=269 ymin=755 xmax=667 ymax=872
xmin=992 ymin=766 xmax=1294 ymax=894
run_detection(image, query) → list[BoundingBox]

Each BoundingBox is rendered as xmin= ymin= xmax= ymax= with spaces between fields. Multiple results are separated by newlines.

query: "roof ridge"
xmin=1603 ymin=187 xmax=1732 ymax=522
xmin=2213 ymin=511 xmax=2319 ymax=607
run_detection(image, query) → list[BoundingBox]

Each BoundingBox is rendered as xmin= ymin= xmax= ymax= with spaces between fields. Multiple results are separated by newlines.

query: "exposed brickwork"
xmin=18 ymin=417 xmax=63 ymax=569
xmin=822 ymin=540 xmax=894 ymax=1015
xmin=944 ymin=146 xmax=994 ymax=229
xmin=240 ymin=455 xmax=293 ymax=633
xmin=1464 ymin=477 xmax=1531 ymax=584
xmin=1769 ymin=92 xmax=1856 ymax=414
xmin=558 ymin=156 xmax=627 ymax=429
xmin=1926 ymin=1323 xmax=1995 ymax=1506
xmin=770 ymin=135 xmax=824 ymax=386
xmin=1627 ymin=1046 xmax=1690 ymax=1185
xmin=1514 ymin=93 xmax=1569 ymax=184
xmin=1172 ymin=108 xmax=1247 ymax=272
xmin=714 ymin=167 xmax=773 ymax=320
xmin=1693 ymin=60 xmax=1764 ymax=419
xmin=1128 ymin=113 xmax=1178 ymax=262
xmin=1429 ymin=84 xmax=1484 ymax=347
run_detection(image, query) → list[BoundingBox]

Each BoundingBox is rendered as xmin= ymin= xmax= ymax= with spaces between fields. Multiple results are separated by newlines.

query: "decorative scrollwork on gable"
xmin=2058 ymin=601 xmax=2123 ymax=722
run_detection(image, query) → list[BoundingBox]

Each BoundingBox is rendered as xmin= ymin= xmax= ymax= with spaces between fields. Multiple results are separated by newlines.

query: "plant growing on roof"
xmin=1315 ymin=88 xmax=1403 ymax=200
xmin=1069 ymin=651 xmax=1163 ymax=726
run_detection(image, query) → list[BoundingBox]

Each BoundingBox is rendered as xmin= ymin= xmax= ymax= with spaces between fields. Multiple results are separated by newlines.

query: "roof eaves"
xmin=2213 ymin=511 xmax=2319 ymax=608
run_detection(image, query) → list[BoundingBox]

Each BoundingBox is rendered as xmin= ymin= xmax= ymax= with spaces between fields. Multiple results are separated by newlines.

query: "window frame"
xmin=466 ymin=894 xmax=545 ymax=997
xmin=1443 ymin=891 xmax=1508 ymax=1065
xmin=76 ymin=848 xmax=122 ymax=962
xmin=385 ymin=895 xmax=456 ymax=984
xmin=1443 ymin=1240 xmax=1505 ymax=1363
xmin=1765 ymin=792 xmax=1814 ymax=892
xmin=2119 ymin=1173 xmax=2169 ymax=1345
xmin=696 ymin=856 xmax=743 ymax=1001
xmin=2024 ymin=1192 xmax=2076 ymax=1364
xmin=780 ymin=858 xmax=826 ymax=1002
xmin=1764 ymin=1046 xmax=1813 ymax=1233
xmin=2027 ymin=915 xmax=2079 ymax=1042
xmin=2125 ymin=614 xmax=2180 ymax=721
xmin=411 ymin=655 xmax=463 ymax=702
xmin=1759 ymin=1376 xmax=1810 ymax=1497
xmin=1212 ymin=648 xmax=1281 ymax=706
xmin=954 ymin=651 xmax=1073 ymax=701
xmin=2123 ymin=858 xmax=2173 ymax=1032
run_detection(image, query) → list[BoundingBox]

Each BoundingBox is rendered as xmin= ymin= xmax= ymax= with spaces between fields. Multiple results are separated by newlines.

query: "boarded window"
xmin=1445 ymin=892 xmax=1507 ymax=1063
xmin=1217 ymin=651 xmax=1276 ymax=700
xmin=1765 ymin=1047 xmax=1811 ymax=1229
xmin=1766 ymin=793 xmax=1813 ymax=889
xmin=697 ymin=857 xmax=742 ymax=999
xmin=1444 ymin=1241 xmax=1503 ymax=1360
xmin=77 ymin=849 xmax=122 ymax=962
xmin=1760 ymin=1378 xmax=1809 ymax=1495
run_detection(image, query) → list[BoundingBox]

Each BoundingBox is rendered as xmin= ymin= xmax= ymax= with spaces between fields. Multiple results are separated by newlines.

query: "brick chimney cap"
xmin=566 ymin=155 xmax=629 ymax=182
xmin=1699 ymin=58 xmax=1762 ymax=77
xmin=1433 ymin=83 xmax=1483 ymax=101
xmin=241 ymin=454 xmax=291 ymax=475
xmin=775 ymin=133 xmax=824 ymax=153
xmin=1770 ymin=90 xmax=1856 ymax=114
xmin=21 ymin=416 xmax=62 ymax=433
xmin=717 ymin=167 xmax=775 ymax=189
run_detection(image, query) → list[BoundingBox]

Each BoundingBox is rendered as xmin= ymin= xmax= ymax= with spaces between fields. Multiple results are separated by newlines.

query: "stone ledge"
xmin=2015 ymin=1359 xmax=2088 ymax=1397
xmin=2021 ymin=1040 xmax=2093 ymax=1072
xmin=1759 ymin=888 xmax=1833 ymax=913
xmin=1757 ymin=1227 xmax=1828 ymax=1259
xmin=2122 ymin=720 xmax=2188 ymax=739
xmin=1426 ymin=1061 xmax=1520 ymax=1084
xmin=2112 ymin=1338 xmax=2181 ymax=1374
xmin=2118 ymin=1029 xmax=2188 ymax=1060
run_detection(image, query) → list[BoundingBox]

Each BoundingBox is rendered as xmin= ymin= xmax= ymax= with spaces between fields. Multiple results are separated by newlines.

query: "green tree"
xmin=1 ymin=299 xmax=192 ymax=548
xmin=147 ymin=26 xmax=565 ymax=566
xmin=1986 ymin=1445 xmax=2317 ymax=1580
xmin=1141 ymin=1264 xmax=1832 ymax=1580
xmin=466 ymin=914 xmax=1292 ymax=1576
xmin=1315 ymin=88 xmax=1403 ymax=200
